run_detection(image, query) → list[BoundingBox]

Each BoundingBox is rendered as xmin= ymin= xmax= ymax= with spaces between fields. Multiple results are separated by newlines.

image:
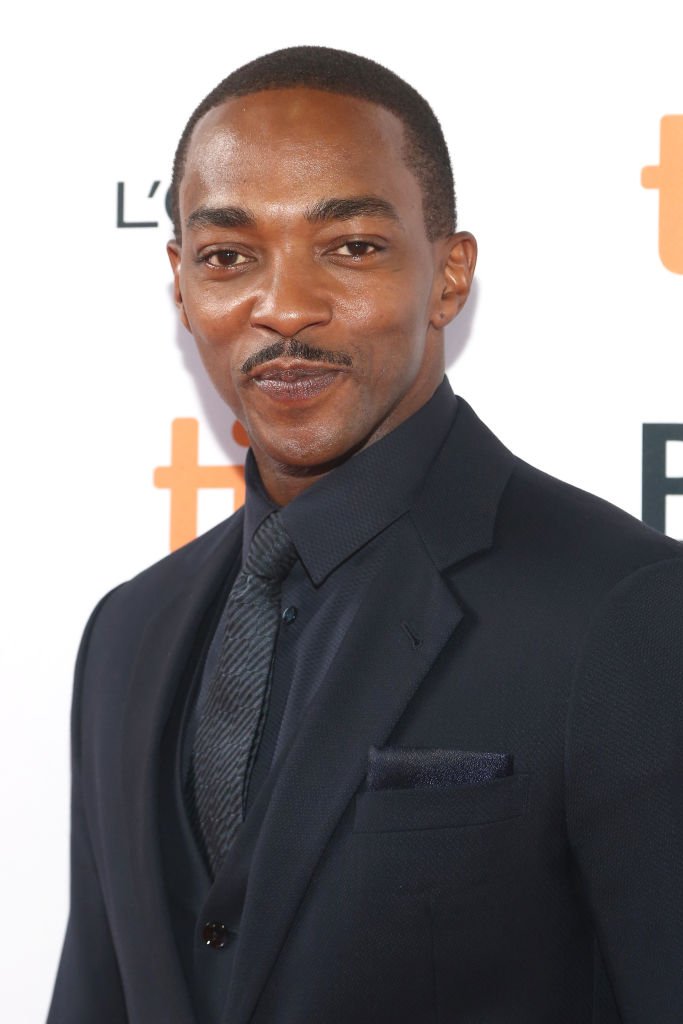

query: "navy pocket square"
xmin=367 ymin=746 xmax=514 ymax=791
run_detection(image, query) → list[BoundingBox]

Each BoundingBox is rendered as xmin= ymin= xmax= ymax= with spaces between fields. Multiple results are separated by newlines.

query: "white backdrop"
xmin=1 ymin=1 xmax=681 ymax=1017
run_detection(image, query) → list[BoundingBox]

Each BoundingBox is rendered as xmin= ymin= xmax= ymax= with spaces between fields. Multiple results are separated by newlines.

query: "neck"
xmin=253 ymin=449 xmax=357 ymax=507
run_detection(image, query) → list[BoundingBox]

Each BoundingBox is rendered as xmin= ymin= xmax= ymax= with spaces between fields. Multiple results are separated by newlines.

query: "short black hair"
xmin=170 ymin=45 xmax=456 ymax=243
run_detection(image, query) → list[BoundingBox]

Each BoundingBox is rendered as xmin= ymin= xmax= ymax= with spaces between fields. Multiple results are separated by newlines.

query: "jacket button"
xmin=202 ymin=921 xmax=227 ymax=950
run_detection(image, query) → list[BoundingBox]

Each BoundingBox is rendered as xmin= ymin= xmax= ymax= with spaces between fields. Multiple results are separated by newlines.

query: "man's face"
xmin=168 ymin=88 xmax=475 ymax=498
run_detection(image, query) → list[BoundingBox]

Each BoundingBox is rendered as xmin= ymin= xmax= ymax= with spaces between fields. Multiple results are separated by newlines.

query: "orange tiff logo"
xmin=154 ymin=418 xmax=248 ymax=551
xmin=641 ymin=115 xmax=683 ymax=274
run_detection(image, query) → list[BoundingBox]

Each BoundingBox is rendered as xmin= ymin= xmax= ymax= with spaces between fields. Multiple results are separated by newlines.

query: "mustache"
xmin=240 ymin=337 xmax=353 ymax=375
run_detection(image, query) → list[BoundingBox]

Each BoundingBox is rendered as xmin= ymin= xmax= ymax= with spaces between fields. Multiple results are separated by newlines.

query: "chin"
xmin=259 ymin=430 xmax=366 ymax=475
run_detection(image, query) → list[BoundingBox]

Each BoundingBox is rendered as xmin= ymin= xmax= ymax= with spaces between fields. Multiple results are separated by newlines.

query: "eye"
xmin=333 ymin=240 xmax=383 ymax=259
xmin=201 ymin=249 xmax=250 ymax=269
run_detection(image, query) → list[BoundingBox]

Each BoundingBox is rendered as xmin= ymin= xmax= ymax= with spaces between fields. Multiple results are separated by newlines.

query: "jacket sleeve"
xmin=47 ymin=595 xmax=128 ymax=1024
xmin=565 ymin=556 xmax=683 ymax=1022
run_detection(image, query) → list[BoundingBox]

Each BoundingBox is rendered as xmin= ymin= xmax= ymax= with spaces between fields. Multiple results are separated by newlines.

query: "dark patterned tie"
xmin=191 ymin=511 xmax=298 ymax=874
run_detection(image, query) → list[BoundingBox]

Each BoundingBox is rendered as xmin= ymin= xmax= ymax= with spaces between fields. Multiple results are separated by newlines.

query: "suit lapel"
xmin=411 ymin=396 xmax=515 ymax=571
xmin=215 ymin=516 xmax=464 ymax=1024
xmin=119 ymin=514 xmax=243 ymax=1020
xmin=215 ymin=397 xmax=516 ymax=1023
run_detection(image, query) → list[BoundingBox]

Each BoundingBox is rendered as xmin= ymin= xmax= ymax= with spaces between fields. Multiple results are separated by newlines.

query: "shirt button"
xmin=202 ymin=921 xmax=228 ymax=950
xmin=282 ymin=605 xmax=298 ymax=624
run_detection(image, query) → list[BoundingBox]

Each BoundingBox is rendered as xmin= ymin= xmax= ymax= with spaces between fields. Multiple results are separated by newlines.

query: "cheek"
xmin=181 ymin=287 xmax=249 ymax=393
xmin=183 ymin=286 xmax=243 ymax=346
xmin=184 ymin=316 xmax=245 ymax=416
xmin=339 ymin=273 xmax=430 ymax=325
xmin=341 ymin=308 xmax=430 ymax=388
xmin=337 ymin=273 xmax=433 ymax=355
xmin=179 ymin=259 xmax=252 ymax=336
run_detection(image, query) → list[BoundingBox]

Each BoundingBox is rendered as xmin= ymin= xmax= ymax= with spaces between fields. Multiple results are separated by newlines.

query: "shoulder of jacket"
xmin=502 ymin=456 xmax=682 ymax=568
xmin=112 ymin=507 xmax=243 ymax=596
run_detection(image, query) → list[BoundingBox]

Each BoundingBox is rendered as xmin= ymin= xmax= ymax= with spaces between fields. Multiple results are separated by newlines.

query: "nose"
xmin=249 ymin=258 xmax=333 ymax=337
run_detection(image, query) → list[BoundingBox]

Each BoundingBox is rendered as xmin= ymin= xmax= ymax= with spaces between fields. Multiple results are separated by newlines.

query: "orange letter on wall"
xmin=154 ymin=418 xmax=246 ymax=552
xmin=642 ymin=115 xmax=683 ymax=274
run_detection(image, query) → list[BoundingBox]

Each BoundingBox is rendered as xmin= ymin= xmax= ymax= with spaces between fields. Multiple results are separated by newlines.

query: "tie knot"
xmin=244 ymin=512 xmax=297 ymax=582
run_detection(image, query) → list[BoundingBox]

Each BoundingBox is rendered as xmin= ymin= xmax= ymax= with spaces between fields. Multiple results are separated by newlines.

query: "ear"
xmin=430 ymin=231 xmax=477 ymax=329
xmin=167 ymin=240 xmax=191 ymax=333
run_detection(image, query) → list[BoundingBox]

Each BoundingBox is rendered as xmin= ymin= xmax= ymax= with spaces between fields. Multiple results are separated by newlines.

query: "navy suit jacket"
xmin=48 ymin=399 xmax=683 ymax=1023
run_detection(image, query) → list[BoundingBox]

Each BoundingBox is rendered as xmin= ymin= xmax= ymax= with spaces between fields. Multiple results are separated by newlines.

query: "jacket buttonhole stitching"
xmin=401 ymin=621 xmax=423 ymax=649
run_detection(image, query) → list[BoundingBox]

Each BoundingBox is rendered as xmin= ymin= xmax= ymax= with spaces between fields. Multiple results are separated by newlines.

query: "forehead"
xmin=180 ymin=88 xmax=424 ymax=225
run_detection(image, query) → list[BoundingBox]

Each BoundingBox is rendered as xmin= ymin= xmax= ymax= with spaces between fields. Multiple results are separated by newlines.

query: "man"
xmin=49 ymin=46 xmax=683 ymax=1024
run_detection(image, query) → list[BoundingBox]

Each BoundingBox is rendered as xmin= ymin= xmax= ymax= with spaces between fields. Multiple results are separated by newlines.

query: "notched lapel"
xmin=411 ymin=397 xmax=515 ymax=572
xmin=218 ymin=515 xmax=464 ymax=1024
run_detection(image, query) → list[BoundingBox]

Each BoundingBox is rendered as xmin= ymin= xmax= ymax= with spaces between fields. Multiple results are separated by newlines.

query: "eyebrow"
xmin=185 ymin=195 xmax=400 ymax=233
xmin=304 ymin=195 xmax=400 ymax=224
xmin=185 ymin=205 xmax=257 ymax=231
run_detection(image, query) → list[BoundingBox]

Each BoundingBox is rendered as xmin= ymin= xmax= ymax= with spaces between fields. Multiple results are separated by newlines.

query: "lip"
xmin=246 ymin=360 xmax=346 ymax=403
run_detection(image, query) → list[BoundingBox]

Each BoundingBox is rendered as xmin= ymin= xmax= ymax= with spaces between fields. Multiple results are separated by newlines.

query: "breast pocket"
xmin=353 ymin=773 xmax=529 ymax=833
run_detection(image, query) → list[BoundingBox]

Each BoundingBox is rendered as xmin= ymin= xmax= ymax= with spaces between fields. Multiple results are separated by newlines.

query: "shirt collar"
xmin=242 ymin=377 xmax=458 ymax=585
